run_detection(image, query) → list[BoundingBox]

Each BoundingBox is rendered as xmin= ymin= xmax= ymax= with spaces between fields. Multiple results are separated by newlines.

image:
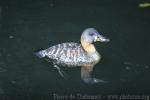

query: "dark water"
xmin=0 ymin=0 xmax=150 ymax=99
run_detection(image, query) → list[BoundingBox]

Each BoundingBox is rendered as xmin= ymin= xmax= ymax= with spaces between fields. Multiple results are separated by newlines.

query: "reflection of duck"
xmin=34 ymin=28 xmax=109 ymax=84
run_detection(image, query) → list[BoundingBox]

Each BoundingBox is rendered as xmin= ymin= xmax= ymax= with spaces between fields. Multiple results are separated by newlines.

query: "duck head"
xmin=81 ymin=28 xmax=110 ymax=43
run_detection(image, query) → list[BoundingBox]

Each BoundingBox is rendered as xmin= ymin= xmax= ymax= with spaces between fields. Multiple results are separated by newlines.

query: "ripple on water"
xmin=9 ymin=35 xmax=14 ymax=39
xmin=145 ymin=65 xmax=149 ymax=69
xmin=123 ymin=61 xmax=150 ymax=74
xmin=0 ymin=88 xmax=4 ymax=94
xmin=0 ymin=67 xmax=7 ymax=72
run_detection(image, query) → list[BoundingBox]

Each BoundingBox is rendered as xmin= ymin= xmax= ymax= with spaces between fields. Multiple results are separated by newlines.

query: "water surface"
xmin=0 ymin=0 xmax=150 ymax=99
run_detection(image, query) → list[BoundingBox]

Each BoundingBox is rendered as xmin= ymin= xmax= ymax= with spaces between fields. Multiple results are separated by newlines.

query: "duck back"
xmin=35 ymin=42 xmax=100 ymax=67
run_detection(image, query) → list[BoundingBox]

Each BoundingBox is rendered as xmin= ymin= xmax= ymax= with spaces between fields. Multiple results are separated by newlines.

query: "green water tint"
xmin=0 ymin=0 xmax=150 ymax=99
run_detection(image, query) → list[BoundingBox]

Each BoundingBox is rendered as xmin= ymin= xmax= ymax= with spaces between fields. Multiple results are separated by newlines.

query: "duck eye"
xmin=89 ymin=33 xmax=95 ymax=36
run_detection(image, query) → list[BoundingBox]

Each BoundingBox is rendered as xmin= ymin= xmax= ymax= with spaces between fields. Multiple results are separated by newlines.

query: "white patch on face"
xmin=93 ymin=36 xmax=98 ymax=42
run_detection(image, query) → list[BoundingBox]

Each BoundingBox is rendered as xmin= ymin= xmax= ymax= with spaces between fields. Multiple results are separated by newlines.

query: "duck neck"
xmin=81 ymin=37 xmax=96 ymax=54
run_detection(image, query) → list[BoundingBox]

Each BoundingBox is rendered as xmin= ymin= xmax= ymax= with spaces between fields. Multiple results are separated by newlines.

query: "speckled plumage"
xmin=36 ymin=42 xmax=101 ymax=67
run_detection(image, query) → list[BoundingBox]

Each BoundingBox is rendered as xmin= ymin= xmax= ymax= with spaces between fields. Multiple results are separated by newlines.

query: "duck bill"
xmin=97 ymin=35 xmax=110 ymax=42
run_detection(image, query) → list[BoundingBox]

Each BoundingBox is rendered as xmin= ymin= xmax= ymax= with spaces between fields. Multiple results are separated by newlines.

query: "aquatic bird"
xmin=34 ymin=28 xmax=109 ymax=84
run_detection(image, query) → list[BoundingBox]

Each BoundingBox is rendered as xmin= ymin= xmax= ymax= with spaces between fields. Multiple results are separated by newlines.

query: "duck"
xmin=34 ymin=28 xmax=109 ymax=84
